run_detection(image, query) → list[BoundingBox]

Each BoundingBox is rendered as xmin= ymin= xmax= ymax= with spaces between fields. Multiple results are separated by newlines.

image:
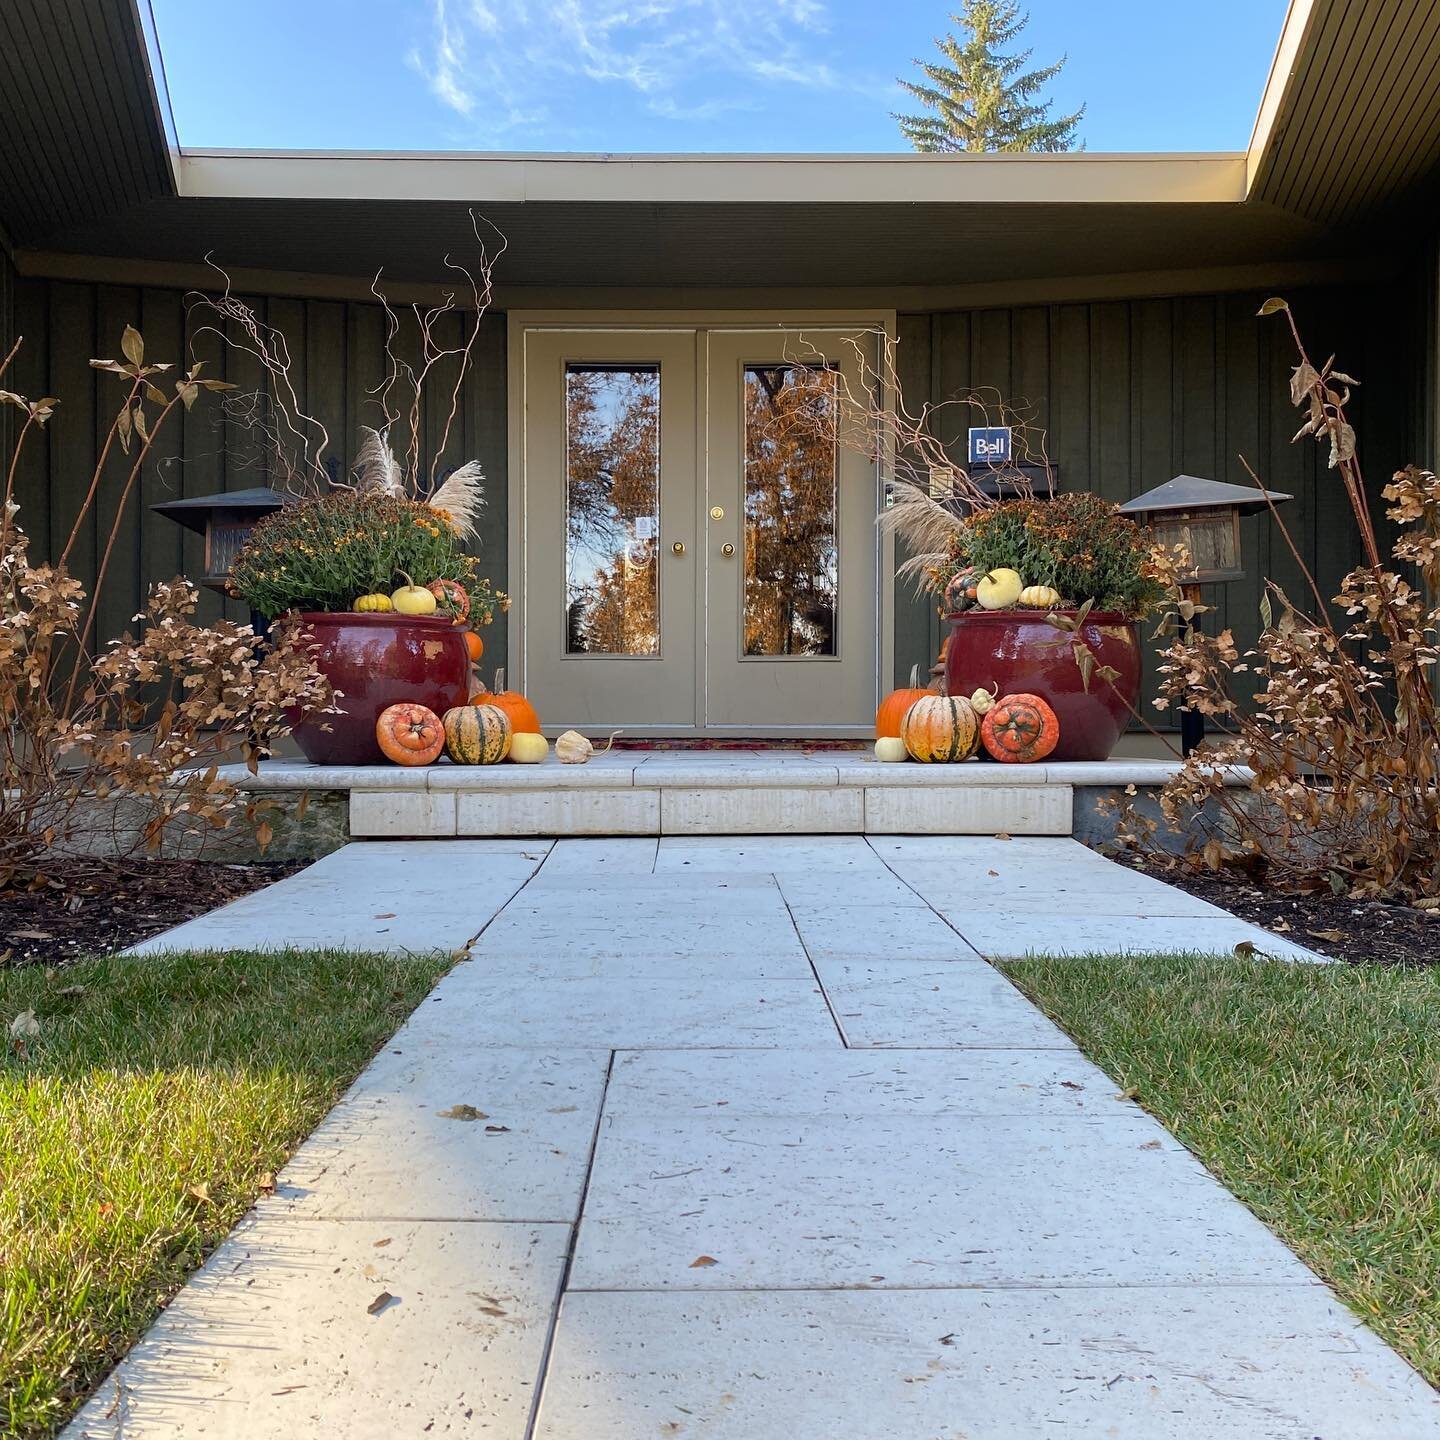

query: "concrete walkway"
xmin=69 ymin=838 xmax=1439 ymax=1438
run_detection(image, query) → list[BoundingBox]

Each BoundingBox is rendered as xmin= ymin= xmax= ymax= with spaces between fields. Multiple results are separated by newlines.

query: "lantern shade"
xmin=1119 ymin=474 xmax=1292 ymax=584
xmin=150 ymin=486 xmax=286 ymax=593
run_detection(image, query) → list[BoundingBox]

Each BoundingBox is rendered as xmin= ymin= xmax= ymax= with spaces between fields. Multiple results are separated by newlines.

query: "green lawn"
xmin=0 ymin=947 xmax=450 ymax=1439
xmin=1002 ymin=953 xmax=1440 ymax=1386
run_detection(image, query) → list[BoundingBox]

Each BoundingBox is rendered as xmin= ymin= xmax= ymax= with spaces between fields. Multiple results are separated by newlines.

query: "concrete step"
xmin=204 ymin=752 xmax=1250 ymax=839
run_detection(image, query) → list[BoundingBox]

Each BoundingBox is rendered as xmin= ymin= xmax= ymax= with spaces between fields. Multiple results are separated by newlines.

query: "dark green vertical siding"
xmin=894 ymin=284 xmax=1428 ymax=727
xmin=6 ymin=276 xmax=509 ymax=672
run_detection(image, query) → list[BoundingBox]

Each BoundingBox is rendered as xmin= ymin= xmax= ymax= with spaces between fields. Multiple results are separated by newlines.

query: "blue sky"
xmin=150 ymin=1 xmax=1288 ymax=154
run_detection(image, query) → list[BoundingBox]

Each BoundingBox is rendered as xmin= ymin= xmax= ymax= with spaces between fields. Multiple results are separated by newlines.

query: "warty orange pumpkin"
xmin=376 ymin=703 xmax=445 ymax=766
xmin=428 ymin=578 xmax=471 ymax=621
xmin=875 ymin=664 xmax=932 ymax=739
xmin=981 ymin=692 xmax=1060 ymax=764
xmin=900 ymin=693 xmax=981 ymax=763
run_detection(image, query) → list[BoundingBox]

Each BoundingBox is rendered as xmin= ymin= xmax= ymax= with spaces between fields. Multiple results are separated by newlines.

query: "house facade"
xmin=1 ymin=0 xmax=1436 ymax=737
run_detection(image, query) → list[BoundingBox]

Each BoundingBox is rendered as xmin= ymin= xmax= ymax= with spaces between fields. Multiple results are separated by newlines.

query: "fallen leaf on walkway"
xmin=477 ymin=1303 xmax=507 ymax=1317
xmin=1060 ymin=1080 xmax=1084 ymax=1091
xmin=548 ymin=1105 xmax=578 ymax=1114
xmin=366 ymin=1291 xmax=397 ymax=1316
xmin=1233 ymin=940 xmax=1258 ymax=958
xmin=1308 ymin=928 xmax=1346 ymax=943
xmin=484 ymin=1124 xmax=511 ymax=1134
xmin=994 ymin=832 xmax=1011 ymax=842
xmin=987 ymin=869 xmax=999 ymax=877
xmin=374 ymin=913 xmax=396 ymax=920
xmin=257 ymin=1171 xmax=276 ymax=1195
xmin=9 ymin=1009 xmax=39 ymax=1038
xmin=373 ymin=1237 xmax=392 ymax=1248
xmin=437 ymin=1104 xmax=488 ymax=1121
xmin=938 ymin=1333 xmax=956 ymax=1346
xmin=689 ymin=1255 xmax=719 ymax=1268
xmin=1138 ymin=1140 xmax=1162 ymax=1150
xmin=1114 ymin=1087 xmax=1139 ymax=1102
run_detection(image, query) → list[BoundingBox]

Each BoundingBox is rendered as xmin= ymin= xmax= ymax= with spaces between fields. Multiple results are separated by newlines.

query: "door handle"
xmin=671 ymin=540 xmax=686 ymax=556
xmin=721 ymin=543 xmax=735 ymax=557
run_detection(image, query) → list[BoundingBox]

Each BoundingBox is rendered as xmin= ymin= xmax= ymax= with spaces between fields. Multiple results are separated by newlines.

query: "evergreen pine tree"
xmin=896 ymin=1 xmax=1083 ymax=153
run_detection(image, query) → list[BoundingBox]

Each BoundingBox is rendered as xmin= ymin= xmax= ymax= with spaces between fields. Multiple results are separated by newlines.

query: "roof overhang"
xmin=3 ymin=0 xmax=1436 ymax=298
xmin=175 ymin=150 xmax=1247 ymax=207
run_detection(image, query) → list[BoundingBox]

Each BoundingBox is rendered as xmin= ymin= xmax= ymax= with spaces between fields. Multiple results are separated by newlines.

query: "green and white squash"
xmin=442 ymin=703 xmax=512 ymax=764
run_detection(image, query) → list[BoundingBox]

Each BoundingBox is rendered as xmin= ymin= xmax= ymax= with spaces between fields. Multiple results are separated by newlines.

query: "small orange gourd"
xmin=463 ymin=630 xmax=485 ymax=664
xmin=981 ymin=692 xmax=1060 ymax=764
xmin=876 ymin=665 xmax=931 ymax=739
xmin=486 ymin=668 xmax=540 ymax=735
xmin=376 ymin=702 xmax=445 ymax=766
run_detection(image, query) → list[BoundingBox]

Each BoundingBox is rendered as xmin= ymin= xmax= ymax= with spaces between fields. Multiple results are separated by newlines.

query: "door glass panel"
xmin=564 ymin=364 xmax=660 ymax=656
xmin=742 ymin=364 xmax=838 ymax=657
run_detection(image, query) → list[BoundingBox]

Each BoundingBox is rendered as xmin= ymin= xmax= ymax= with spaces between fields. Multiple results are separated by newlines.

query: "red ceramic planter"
xmin=944 ymin=609 xmax=1141 ymax=761
xmin=288 ymin=611 xmax=471 ymax=766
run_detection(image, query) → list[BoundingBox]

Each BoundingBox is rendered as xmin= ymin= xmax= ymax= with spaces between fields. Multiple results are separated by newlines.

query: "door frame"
xmin=506 ymin=309 xmax=898 ymax=734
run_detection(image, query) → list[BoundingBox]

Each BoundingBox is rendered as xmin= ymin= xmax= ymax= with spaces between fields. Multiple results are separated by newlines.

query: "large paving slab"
xmin=422 ymin=966 xmax=842 ymax=1049
xmin=64 ymin=1217 xmax=569 ymax=1439
xmin=816 ymin=957 xmax=1074 ymax=1047
xmin=954 ymin=909 xmax=1329 ymax=961
xmin=271 ymin=1047 xmax=609 ymax=1222
xmin=533 ymin=1288 xmax=1440 ymax=1440
xmin=570 ymin=1110 xmax=1310 ymax=1291
xmin=606 ymin=1046 xmax=1134 ymax=1118
xmin=521 ymin=837 xmax=658 ymax=885
xmin=788 ymin=902 xmax=978 ymax=963
xmin=128 ymin=840 xmax=551 ymax=955
xmin=470 ymin=879 xmax=807 ymax=973
xmin=655 ymin=834 xmax=887 ymax=874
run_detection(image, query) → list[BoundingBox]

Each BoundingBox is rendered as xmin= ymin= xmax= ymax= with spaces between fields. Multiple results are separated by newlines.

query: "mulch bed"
xmin=0 ymin=860 xmax=305 ymax=970
xmin=1129 ymin=858 xmax=1439 ymax=968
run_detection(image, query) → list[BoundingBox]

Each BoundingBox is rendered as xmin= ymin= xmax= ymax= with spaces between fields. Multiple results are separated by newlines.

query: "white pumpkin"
xmin=874 ymin=736 xmax=909 ymax=763
xmin=976 ymin=567 xmax=1024 ymax=610
xmin=508 ymin=732 xmax=549 ymax=764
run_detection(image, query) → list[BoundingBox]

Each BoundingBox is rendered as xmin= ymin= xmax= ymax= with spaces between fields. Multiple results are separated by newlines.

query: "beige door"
xmin=703 ymin=329 xmax=879 ymax=732
xmin=522 ymin=329 xmax=699 ymax=731
xmin=519 ymin=324 xmax=879 ymax=735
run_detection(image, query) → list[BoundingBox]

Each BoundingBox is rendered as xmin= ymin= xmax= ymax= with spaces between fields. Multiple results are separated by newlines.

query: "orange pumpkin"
xmin=428 ymin=578 xmax=470 ymax=622
xmin=876 ymin=664 xmax=931 ymax=739
xmin=486 ymin=667 xmax=540 ymax=735
xmin=981 ymin=692 xmax=1060 ymax=764
xmin=900 ymin=693 xmax=981 ymax=763
xmin=463 ymin=630 xmax=485 ymax=664
xmin=375 ymin=702 xmax=445 ymax=766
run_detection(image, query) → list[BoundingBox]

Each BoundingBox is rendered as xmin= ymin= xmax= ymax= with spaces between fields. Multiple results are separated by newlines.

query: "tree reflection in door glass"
xmin=564 ymin=364 xmax=660 ymax=655
xmin=743 ymin=364 xmax=839 ymax=657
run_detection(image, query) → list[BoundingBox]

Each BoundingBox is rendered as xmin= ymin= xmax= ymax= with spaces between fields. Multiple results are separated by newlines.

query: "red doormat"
xmin=608 ymin=737 xmax=868 ymax=751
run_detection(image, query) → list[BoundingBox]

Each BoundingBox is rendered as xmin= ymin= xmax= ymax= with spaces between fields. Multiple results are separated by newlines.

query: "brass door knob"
xmin=672 ymin=540 xmax=686 ymax=556
xmin=721 ymin=543 xmax=735 ymax=557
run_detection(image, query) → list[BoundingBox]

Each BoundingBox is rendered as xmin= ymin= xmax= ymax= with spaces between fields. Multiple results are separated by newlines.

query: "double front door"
xmin=518 ymin=324 xmax=881 ymax=735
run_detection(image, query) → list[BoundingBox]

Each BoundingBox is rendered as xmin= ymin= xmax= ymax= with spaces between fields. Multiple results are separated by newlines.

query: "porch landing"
xmin=222 ymin=752 xmax=1242 ymax=839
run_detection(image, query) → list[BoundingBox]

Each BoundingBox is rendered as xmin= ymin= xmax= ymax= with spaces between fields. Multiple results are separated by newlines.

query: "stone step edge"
xmin=199 ymin=759 xmax=1252 ymax=793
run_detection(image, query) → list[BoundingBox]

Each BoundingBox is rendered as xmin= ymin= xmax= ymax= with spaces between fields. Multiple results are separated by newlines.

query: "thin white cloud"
xmin=407 ymin=0 xmax=881 ymax=144
xmin=413 ymin=0 xmax=474 ymax=116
